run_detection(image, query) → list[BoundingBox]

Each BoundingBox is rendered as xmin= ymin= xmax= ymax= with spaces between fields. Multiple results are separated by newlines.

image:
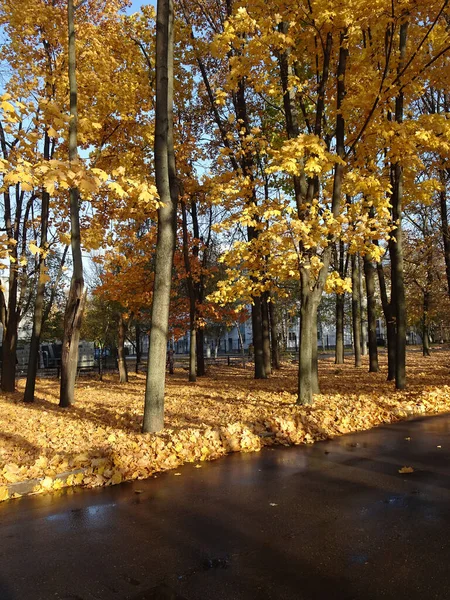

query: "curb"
xmin=6 ymin=468 xmax=87 ymax=499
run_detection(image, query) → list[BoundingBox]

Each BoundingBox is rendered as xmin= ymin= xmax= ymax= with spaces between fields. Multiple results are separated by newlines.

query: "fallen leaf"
xmin=398 ymin=466 xmax=414 ymax=474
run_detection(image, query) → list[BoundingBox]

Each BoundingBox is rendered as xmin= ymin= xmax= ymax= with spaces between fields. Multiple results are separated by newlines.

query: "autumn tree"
xmin=142 ymin=0 xmax=179 ymax=433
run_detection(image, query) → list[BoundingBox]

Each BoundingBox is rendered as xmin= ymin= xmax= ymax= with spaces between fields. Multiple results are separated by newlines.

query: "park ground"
xmin=1 ymin=348 xmax=450 ymax=502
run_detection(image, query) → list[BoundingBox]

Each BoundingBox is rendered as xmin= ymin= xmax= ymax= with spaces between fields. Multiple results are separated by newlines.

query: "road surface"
xmin=1 ymin=413 xmax=450 ymax=600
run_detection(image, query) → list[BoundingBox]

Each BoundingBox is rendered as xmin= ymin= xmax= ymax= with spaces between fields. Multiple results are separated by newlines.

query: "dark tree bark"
xmin=334 ymin=241 xmax=346 ymax=365
xmin=389 ymin=21 xmax=408 ymax=390
xmin=422 ymin=244 xmax=433 ymax=357
xmin=351 ymin=254 xmax=362 ymax=367
xmin=363 ymin=256 xmax=379 ymax=372
xmin=311 ymin=306 xmax=319 ymax=394
xmin=0 ymin=129 xmax=21 ymax=392
xmin=118 ymin=314 xmax=128 ymax=383
xmin=377 ymin=259 xmax=395 ymax=381
xmin=143 ymin=0 xmax=178 ymax=432
xmin=181 ymin=199 xmax=197 ymax=382
xmin=439 ymin=171 xmax=450 ymax=297
xmin=59 ymin=0 xmax=85 ymax=407
xmin=358 ymin=254 xmax=368 ymax=355
xmin=24 ymin=132 xmax=51 ymax=403
xmin=261 ymin=292 xmax=272 ymax=376
xmin=268 ymin=297 xmax=281 ymax=369
xmin=135 ymin=323 xmax=141 ymax=373
xmin=196 ymin=328 xmax=205 ymax=376
xmin=335 ymin=292 xmax=345 ymax=364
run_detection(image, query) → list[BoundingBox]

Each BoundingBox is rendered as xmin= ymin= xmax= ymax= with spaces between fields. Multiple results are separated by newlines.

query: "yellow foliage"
xmin=0 ymin=351 xmax=450 ymax=502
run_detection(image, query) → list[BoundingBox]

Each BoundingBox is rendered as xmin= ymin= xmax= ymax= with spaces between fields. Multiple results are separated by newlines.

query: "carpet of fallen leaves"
xmin=1 ymin=348 xmax=450 ymax=502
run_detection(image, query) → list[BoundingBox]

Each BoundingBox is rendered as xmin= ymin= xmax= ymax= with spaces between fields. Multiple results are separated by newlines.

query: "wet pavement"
xmin=1 ymin=414 xmax=450 ymax=600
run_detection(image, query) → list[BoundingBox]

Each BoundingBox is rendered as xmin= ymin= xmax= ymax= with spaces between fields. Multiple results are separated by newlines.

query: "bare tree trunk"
xmin=135 ymin=323 xmax=141 ymax=373
xmin=196 ymin=329 xmax=205 ymax=376
xmin=24 ymin=133 xmax=51 ymax=403
xmin=0 ymin=187 xmax=19 ymax=392
xmin=423 ymin=252 xmax=433 ymax=357
xmin=335 ymin=240 xmax=345 ymax=364
xmin=364 ymin=255 xmax=379 ymax=372
xmin=143 ymin=0 xmax=178 ymax=432
xmin=311 ymin=306 xmax=319 ymax=394
xmin=358 ymin=255 xmax=368 ymax=355
xmin=268 ymin=297 xmax=281 ymax=369
xmin=59 ymin=0 xmax=85 ymax=407
xmin=118 ymin=314 xmax=128 ymax=383
xmin=298 ymin=273 xmax=316 ymax=405
xmin=335 ymin=293 xmax=345 ymax=364
xmin=389 ymin=21 xmax=408 ymax=390
xmin=377 ymin=260 xmax=396 ymax=380
xmin=251 ymin=296 xmax=266 ymax=378
xmin=439 ymin=172 xmax=450 ymax=297
xmin=351 ymin=254 xmax=362 ymax=367
xmin=98 ymin=345 xmax=103 ymax=381
xmin=181 ymin=200 xmax=197 ymax=382
xmin=261 ymin=292 xmax=272 ymax=376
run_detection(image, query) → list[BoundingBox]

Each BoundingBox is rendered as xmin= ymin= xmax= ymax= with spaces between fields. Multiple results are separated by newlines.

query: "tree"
xmin=142 ymin=0 xmax=178 ymax=433
xmin=59 ymin=0 xmax=85 ymax=408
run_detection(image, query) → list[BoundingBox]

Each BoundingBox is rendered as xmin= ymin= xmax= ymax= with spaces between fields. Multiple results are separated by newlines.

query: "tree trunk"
xmin=24 ymin=134 xmax=51 ymax=403
xmin=261 ymin=292 xmax=272 ymax=376
xmin=358 ymin=255 xmax=368 ymax=355
xmin=59 ymin=0 xmax=84 ymax=407
xmin=118 ymin=314 xmax=128 ymax=383
xmin=251 ymin=297 xmax=266 ymax=378
xmin=98 ymin=346 xmax=103 ymax=381
xmin=389 ymin=22 xmax=408 ymax=390
xmin=311 ymin=305 xmax=320 ymax=394
xmin=181 ymin=200 xmax=197 ymax=382
xmin=1 ymin=297 xmax=17 ymax=393
xmin=351 ymin=254 xmax=362 ymax=367
xmin=335 ymin=293 xmax=345 ymax=364
xmin=297 ymin=32 xmax=347 ymax=404
xmin=196 ymin=328 xmax=205 ymax=376
xmin=422 ymin=256 xmax=433 ymax=357
xmin=135 ymin=323 xmax=141 ymax=373
xmin=335 ymin=240 xmax=345 ymax=365
xmin=376 ymin=258 xmax=395 ymax=380
xmin=439 ymin=172 xmax=450 ymax=297
xmin=422 ymin=299 xmax=430 ymax=357
xmin=268 ymin=298 xmax=281 ymax=369
xmin=363 ymin=256 xmax=379 ymax=372
xmin=298 ymin=272 xmax=317 ymax=405
xmin=143 ymin=0 xmax=177 ymax=433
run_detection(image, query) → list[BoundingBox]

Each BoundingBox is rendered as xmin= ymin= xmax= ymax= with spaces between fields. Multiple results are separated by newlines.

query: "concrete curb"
xmin=6 ymin=468 xmax=87 ymax=498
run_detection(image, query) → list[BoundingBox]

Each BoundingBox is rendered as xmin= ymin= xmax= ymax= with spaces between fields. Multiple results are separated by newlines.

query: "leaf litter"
xmin=1 ymin=350 xmax=450 ymax=502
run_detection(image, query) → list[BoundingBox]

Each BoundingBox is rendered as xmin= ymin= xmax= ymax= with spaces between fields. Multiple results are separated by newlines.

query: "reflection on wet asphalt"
xmin=1 ymin=413 xmax=450 ymax=599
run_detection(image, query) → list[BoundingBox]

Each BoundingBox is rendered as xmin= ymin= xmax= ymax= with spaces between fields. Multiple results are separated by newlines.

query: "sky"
xmin=126 ymin=0 xmax=155 ymax=14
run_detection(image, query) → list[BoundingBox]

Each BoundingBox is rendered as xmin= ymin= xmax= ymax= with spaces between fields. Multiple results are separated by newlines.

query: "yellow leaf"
xmin=47 ymin=127 xmax=58 ymax=138
xmin=29 ymin=242 xmax=40 ymax=255
xmin=40 ymin=476 xmax=54 ymax=490
xmin=3 ymin=463 xmax=21 ymax=483
xmin=1 ymin=100 xmax=15 ymax=113
xmin=175 ymin=442 xmax=183 ymax=452
xmin=398 ymin=466 xmax=414 ymax=474
xmin=0 ymin=486 xmax=9 ymax=502
xmin=110 ymin=471 xmax=122 ymax=485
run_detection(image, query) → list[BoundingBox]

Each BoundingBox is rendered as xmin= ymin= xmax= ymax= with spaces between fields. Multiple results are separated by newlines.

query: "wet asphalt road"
xmin=1 ymin=414 xmax=450 ymax=600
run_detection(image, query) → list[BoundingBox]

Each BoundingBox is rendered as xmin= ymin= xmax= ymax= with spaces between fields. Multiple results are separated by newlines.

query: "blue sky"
xmin=126 ymin=0 xmax=155 ymax=14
